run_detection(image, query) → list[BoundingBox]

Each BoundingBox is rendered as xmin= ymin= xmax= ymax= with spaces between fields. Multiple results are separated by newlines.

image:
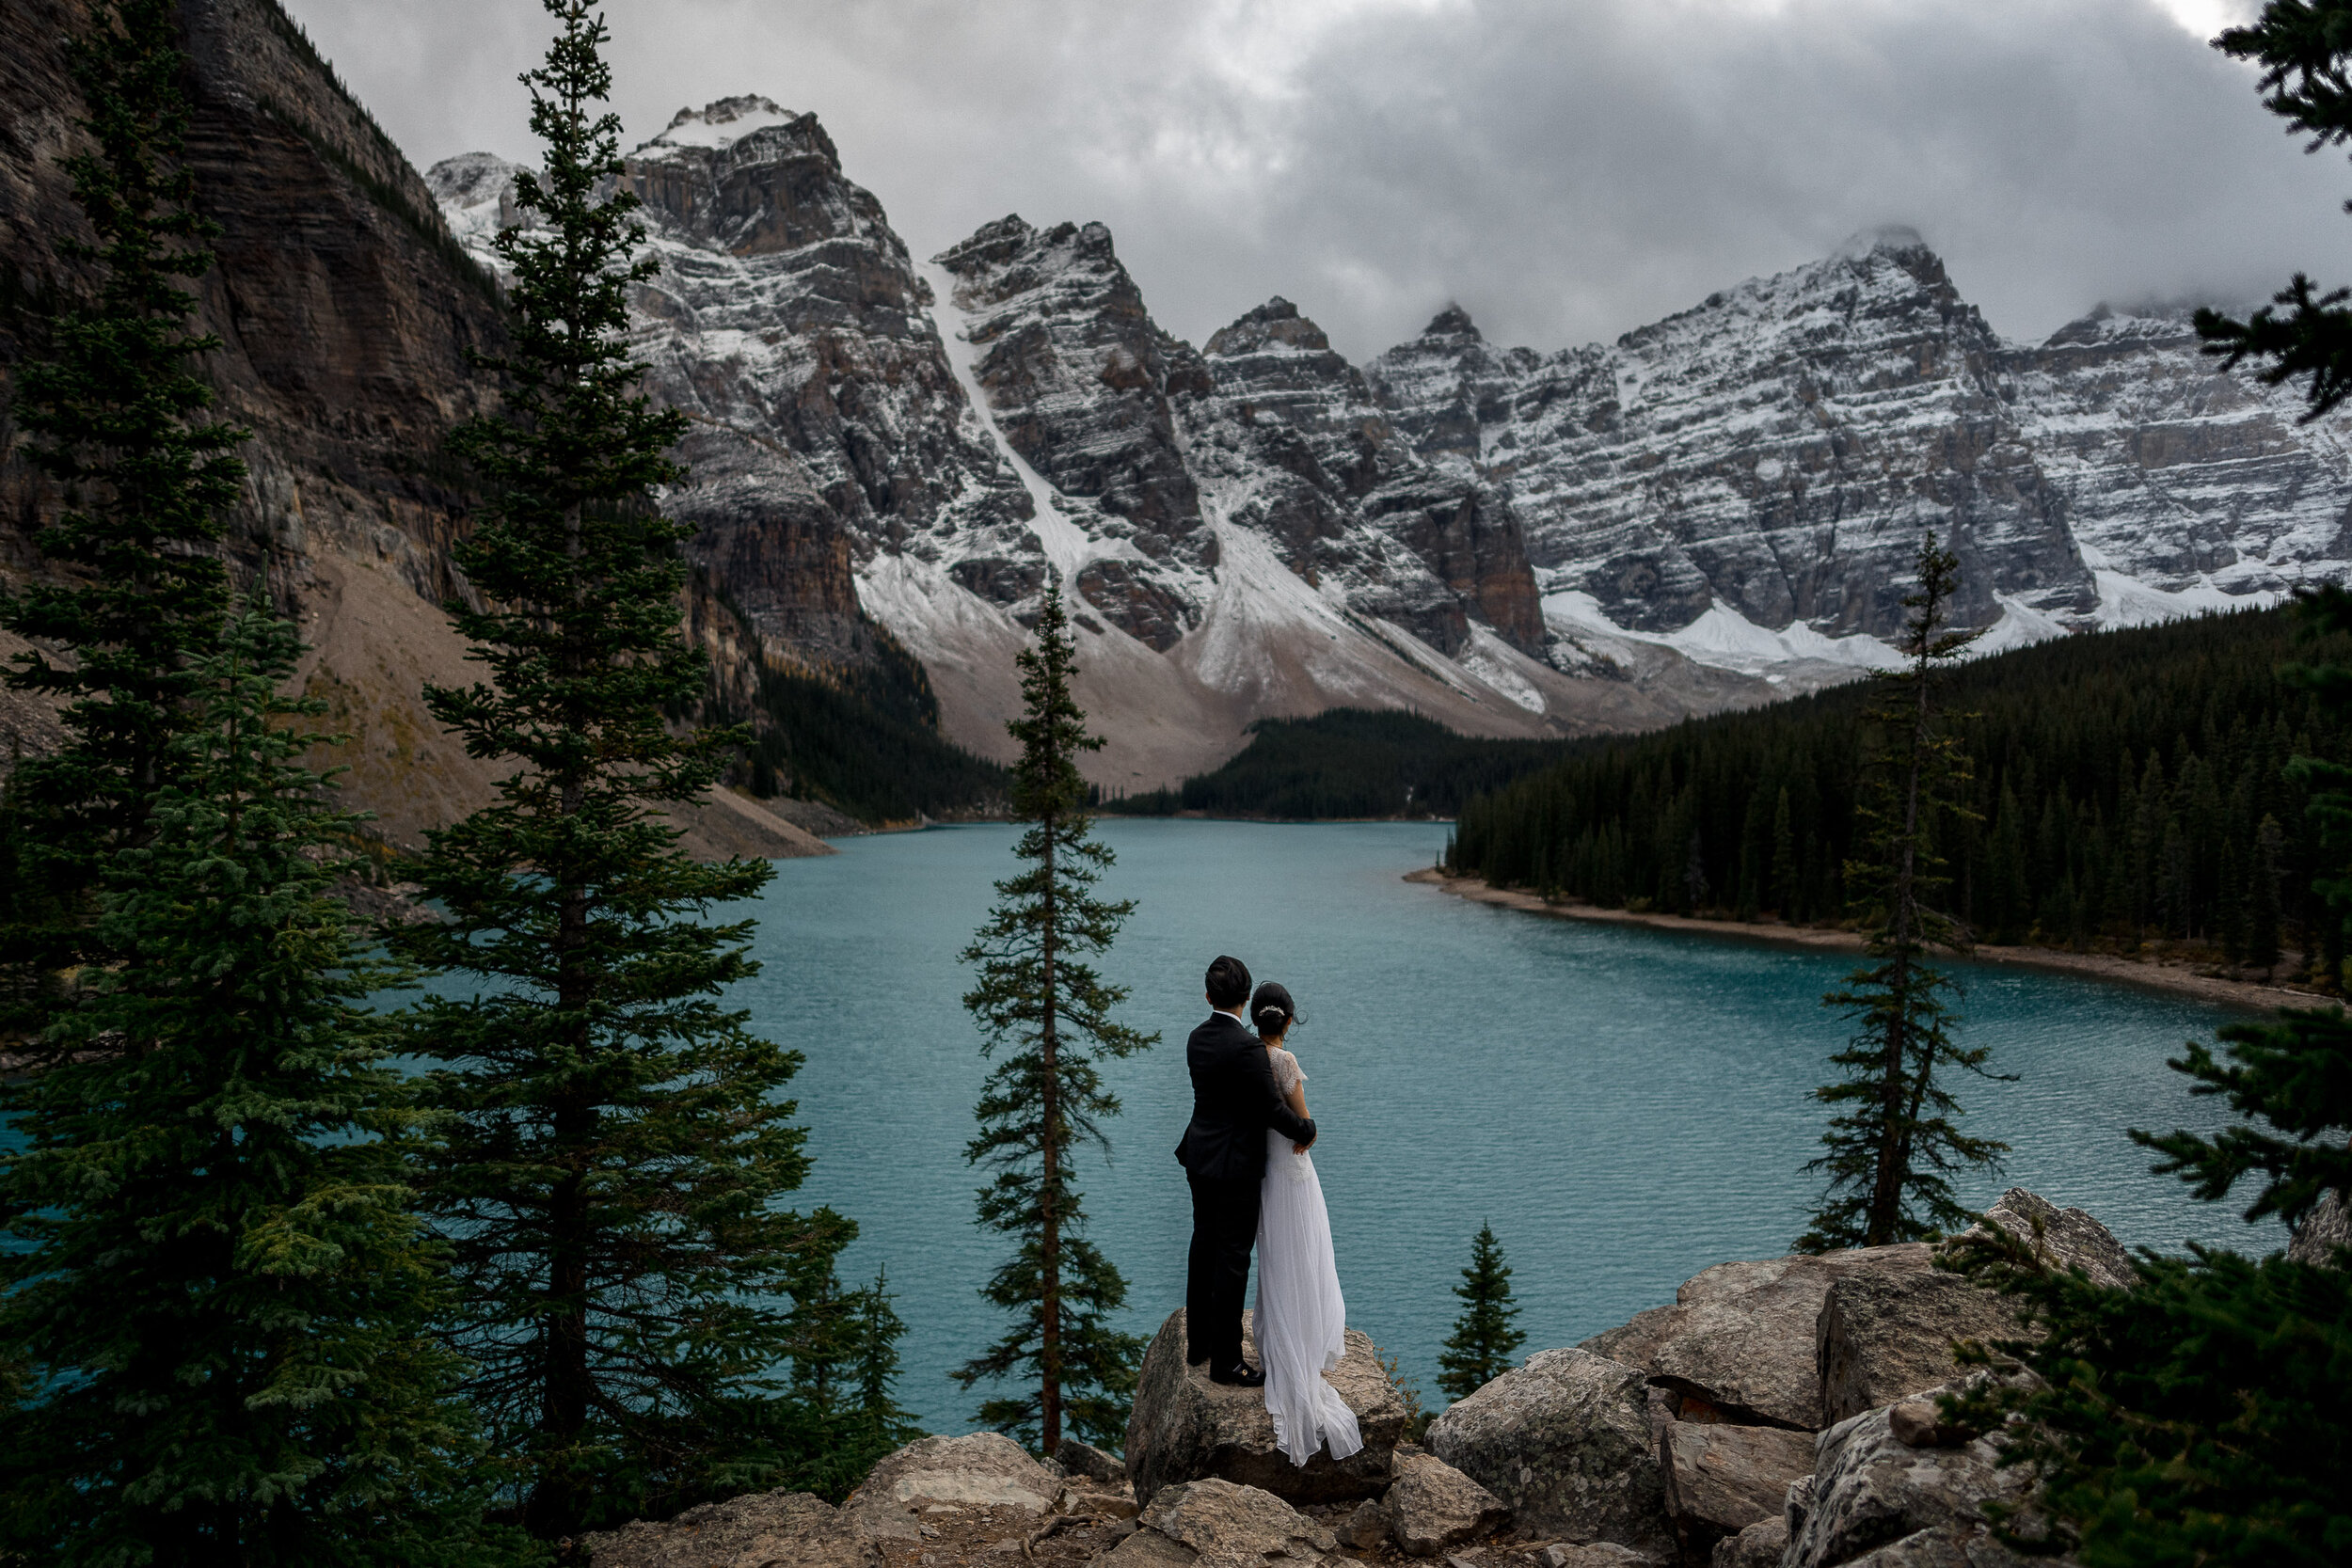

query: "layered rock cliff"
xmin=0 ymin=7 xmax=826 ymax=854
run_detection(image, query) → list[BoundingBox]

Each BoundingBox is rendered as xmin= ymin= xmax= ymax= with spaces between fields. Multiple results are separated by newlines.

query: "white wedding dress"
xmin=1254 ymin=1046 xmax=1363 ymax=1467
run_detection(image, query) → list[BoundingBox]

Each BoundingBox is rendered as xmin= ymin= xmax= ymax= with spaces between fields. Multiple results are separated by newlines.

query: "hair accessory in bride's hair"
xmin=1249 ymin=980 xmax=1298 ymax=1036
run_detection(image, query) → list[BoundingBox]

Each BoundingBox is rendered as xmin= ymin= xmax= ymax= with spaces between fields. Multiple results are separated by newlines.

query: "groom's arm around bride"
xmin=1175 ymin=955 xmax=1315 ymax=1384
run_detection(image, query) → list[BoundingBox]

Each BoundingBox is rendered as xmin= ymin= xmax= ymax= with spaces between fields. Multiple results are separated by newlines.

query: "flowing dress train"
xmin=1253 ymin=1046 xmax=1363 ymax=1467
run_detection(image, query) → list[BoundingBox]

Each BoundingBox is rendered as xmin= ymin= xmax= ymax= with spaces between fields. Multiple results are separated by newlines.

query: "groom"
xmin=1175 ymin=954 xmax=1317 ymax=1386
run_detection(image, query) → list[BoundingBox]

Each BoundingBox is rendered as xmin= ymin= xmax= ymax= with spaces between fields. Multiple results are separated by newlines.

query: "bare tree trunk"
xmin=1039 ymin=800 xmax=1063 ymax=1457
xmin=1866 ymin=626 xmax=1935 ymax=1245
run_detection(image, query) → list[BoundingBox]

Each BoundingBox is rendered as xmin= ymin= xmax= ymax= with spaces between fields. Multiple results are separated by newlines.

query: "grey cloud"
xmin=284 ymin=0 xmax=2347 ymax=359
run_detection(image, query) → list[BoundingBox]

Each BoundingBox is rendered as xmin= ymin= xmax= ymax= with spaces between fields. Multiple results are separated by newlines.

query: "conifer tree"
xmin=391 ymin=0 xmax=849 ymax=1535
xmin=1801 ymin=539 xmax=2009 ymax=1250
xmin=1437 ymin=1223 xmax=1526 ymax=1401
xmin=772 ymin=1265 xmax=923 ymax=1500
xmin=1942 ymin=588 xmax=2352 ymax=1560
xmin=2198 ymin=1 xmax=2352 ymax=416
xmin=1 ymin=0 xmax=246 ymax=1024
xmin=0 ymin=611 xmax=512 ymax=1567
xmin=957 ymin=582 xmax=1156 ymax=1456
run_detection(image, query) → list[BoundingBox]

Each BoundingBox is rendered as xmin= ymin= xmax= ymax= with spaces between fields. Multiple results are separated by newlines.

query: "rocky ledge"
xmin=584 ymin=1188 xmax=2132 ymax=1568
xmin=1126 ymin=1309 xmax=1406 ymax=1508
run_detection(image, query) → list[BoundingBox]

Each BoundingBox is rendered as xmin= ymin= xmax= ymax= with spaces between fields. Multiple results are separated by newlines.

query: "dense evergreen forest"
xmin=734 ymin=631 xmax=1008 ymax=825
xmin=1109 ymin=708 xmax=1579 ymax=818
xmin=1449 ymin=607 xmax=2352 ymax=977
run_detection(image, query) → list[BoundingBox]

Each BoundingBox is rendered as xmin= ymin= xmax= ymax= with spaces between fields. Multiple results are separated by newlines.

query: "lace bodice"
xmin=1269 ymin=1047 xmax=1304 ymax=1097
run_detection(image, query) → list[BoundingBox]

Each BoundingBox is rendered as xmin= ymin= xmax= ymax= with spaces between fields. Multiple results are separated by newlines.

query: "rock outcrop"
xmin=1814 ymin=1258 xmax=2021 ymax=1429
xmin=1581 ymin=1245 xmax=1933 ymax=1431
xmin=586 ymin=1489 xmax=878 ymax=1568
xmin=1657 ymin=1420 xmax=1816 ymax=1558
xmin=1948 ymin=1188 xmax=2136 ymax=1291
xmin=1784 ymin=1381 xmax=2053 ymax=1568
xmin=1380 ymin=1451 xmax=1512 ymax=1557
xmin=2289 ymin=1189 xmax=2351 ymax=1266
xmin=1425 ymin=1348 xmax=1674 ymax=1561
xmin=1424 ymin=1191 xmax=2122 ymax=1564
xmin=846 ymin=1433 xmax=1061 ymax=1541
xmin=1125 ymin=1310 xmax=1405 ymax=1509
xmin=1102 ymin=1478 xmax=1343 ymax=1568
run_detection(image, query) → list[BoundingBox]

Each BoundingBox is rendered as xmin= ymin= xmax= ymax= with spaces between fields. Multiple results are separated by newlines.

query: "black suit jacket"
xmin=1175 ymin=1012 xmax=1317 ymax=1180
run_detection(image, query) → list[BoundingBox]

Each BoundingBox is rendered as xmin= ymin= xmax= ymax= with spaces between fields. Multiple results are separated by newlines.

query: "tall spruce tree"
xmin=0 ymin=611 xmax=513 ymax=1568
xmin=1436 ymin=1223 xmax=1526 ymax=1401
xmin=391 ymin=0 xmax=849 ymax=1535
xmin=1 ymin=0 xmax=245 ymax=1029
xmin=1802 ymin=539 xmax=2010 ymax=1250
xmin=957 ymin=582 xmax=1156 ymax=1456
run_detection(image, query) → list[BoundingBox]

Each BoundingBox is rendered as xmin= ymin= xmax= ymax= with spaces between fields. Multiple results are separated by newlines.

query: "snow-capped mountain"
xmin=429 ymin=100 xmax=1753 ymax=787
xmin=1369 ymin=228 xmax=2352 ymax=670
xmin=428 ymin=107 xmax=2352 ymax=785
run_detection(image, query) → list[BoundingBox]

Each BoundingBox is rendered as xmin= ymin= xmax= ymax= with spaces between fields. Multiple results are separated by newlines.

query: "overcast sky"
xmin=282 ymin=0 xmax=2350 ymax=361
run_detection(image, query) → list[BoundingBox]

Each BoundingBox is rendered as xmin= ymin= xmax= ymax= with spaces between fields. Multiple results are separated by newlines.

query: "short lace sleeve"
xmin=1270 ymin=1048 xmax=1304 ymax=1095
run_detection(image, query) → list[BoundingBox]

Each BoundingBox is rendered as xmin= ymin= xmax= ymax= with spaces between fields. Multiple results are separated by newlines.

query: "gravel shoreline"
xmin=1404 ymin=867 xmax=2326 ymax=1014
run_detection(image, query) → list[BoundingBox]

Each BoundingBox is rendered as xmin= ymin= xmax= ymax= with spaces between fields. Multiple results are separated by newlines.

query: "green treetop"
xmin=1803 ymin=538 xmax=2010 ymax=1251
xmin=958 ymin=581 xmax=1157 ymax=1455
xmin=390 ymin=0 xmax=850 ymax=1536
xmin=2199 ymin=1 xmax=2352 ymax=417
xmin=1437 ymin=1223 xmax=1526 ymax=1402
xmin=0 ymin=611 xmax=513 ymax=1568
xmin=1 ymin=0 xmax=246 ymax=1020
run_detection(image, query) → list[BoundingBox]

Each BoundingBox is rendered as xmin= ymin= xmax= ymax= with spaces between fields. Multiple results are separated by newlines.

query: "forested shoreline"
xmin=1448 ymin=606 xmax=2352 ymax=983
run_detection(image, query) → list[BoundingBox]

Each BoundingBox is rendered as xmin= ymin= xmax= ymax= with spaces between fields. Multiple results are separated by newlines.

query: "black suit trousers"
xmin=1186 ymin=1172 xmax=1262 ymax=1369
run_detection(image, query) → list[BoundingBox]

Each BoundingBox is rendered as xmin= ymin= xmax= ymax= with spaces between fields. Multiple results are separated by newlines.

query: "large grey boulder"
xmin=1100 ymin=1477 xmax=1343 ymax=1568
xmin=1659 ymin=1418 xmax=1817 ymax=1552
xmin=586 ymin=1490 xmax=877 ymax=1568
xmin=1785 ymin=1383 xmax=2053 ymax=1568
xmin=1946 ymin=1188 xmax=2134 ymax=1290
xmin=1056 ymin=1438 xmax=1127 ymax=1483
xmin=1124 ymin=1309 xmax=1404 ymax=1509
xmin=1710 ymin=1516 xmax=1788 ymax=1568
xmin=1425 ymin=1348 xmax=1674 ymax=1561
xmin=1581 ymin=1246 xmax=1931 ymax=1429
xmin=1815 ymin=1256 xmax=2021 ymax=1427
xmin=1382 ymin=1450 xmax=1512 ymax=1556
xmin=846 ymin=1433 xmax=1060 ymax=1540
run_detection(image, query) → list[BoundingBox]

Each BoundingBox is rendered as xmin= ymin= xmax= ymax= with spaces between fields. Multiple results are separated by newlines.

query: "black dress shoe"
xmin=1209 ymin=1362 xmax=1266 ymax=1386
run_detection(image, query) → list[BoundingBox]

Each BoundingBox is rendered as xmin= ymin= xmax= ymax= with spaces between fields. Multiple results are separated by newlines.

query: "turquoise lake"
xmin=746 ymin=818 xmax=2270 ymax=1434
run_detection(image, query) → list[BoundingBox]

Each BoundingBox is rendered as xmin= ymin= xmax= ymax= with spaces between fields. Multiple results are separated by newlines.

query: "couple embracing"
xmin=1174 ymin=954 xmax=1363 ymax=1469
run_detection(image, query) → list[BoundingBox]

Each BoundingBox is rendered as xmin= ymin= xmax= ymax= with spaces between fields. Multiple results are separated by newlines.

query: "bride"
xmin=1248 ymin=981 xmax=1363 ymax=1467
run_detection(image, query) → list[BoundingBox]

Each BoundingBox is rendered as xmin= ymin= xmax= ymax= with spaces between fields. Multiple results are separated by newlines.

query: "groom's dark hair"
xmin=1205 ymin=955 xmax=1252 ymax=1009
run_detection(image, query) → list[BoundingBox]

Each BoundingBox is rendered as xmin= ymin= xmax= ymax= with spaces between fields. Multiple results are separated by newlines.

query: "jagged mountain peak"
xmin=1420 ymin=304 xmax=1482 ymax=341
xmin=1204 ymin=296 xmax=1336 ymax=357
xmin=1836 ymin=222 xmax=1931 ymax=259
xmin=648 ymin=94 xmax=801 ymax=150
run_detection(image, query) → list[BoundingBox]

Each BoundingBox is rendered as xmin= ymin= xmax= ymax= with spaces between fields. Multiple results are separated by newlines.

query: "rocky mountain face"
xmin=433 ymin=103 xmax=1745 ymax=787
xmin=13 ymin=14 xmax=2351 ymax=804
xmin=433 ymin=113 xmax=2349 ymax=784
xmin=0 ymin=8 xmax=821 ymax=855
xmin=1369 ymin=228 xmax=2352 ymax=671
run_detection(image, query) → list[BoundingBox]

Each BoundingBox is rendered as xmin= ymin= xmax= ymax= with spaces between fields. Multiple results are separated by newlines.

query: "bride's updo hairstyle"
xmin=1251 ymin=981 xmax=1300 ymax=1040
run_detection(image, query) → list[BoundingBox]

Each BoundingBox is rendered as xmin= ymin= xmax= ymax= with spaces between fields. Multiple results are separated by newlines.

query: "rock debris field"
xmin=591 ymin=1189 xmax=2131 ymax=1568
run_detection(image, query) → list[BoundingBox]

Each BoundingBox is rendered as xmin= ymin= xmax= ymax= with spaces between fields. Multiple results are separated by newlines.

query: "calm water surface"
xmin=747 ymin=819 xmax=2265 ymax=1433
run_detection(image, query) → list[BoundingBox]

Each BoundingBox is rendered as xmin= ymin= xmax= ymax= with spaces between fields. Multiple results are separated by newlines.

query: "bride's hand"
xmin=1293 ymin=1141 xmax=1311 ymax=1154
